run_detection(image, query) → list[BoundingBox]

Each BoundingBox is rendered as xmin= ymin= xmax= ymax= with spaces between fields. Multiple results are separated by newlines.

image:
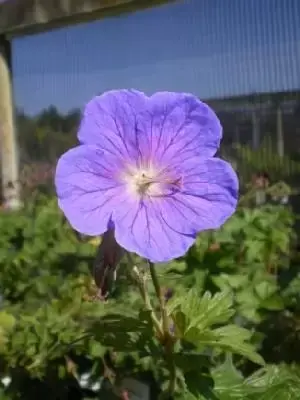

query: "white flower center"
xmin=123 ymin=165 xmax=182 ymax=199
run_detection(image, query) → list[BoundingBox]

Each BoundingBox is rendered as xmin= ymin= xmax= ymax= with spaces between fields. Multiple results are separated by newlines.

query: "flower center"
xmin=135 ymin=172 xmax=155 ymax=195
xmin=123 ymin=166 xmax=182 ymax=199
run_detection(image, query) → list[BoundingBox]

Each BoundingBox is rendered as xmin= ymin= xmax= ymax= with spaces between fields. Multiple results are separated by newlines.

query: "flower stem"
xmin=148 ymin=261 xmax=176 ymax=397
xmin=148 ymin=261 xmax=169 ymax=333
xmin=167 ymin=348 xmax=176 ymax=395
xmin=127 ymin=255 xmax=176 ymax=396
xmin=127 ymin=254 xmax=162 ymax=337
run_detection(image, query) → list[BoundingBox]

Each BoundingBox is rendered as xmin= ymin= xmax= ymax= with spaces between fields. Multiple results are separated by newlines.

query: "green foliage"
xmin=167 ymin=290 xmax=263 ymax=365
xmin=17 ymin=107 xmax=80 ymax=164
xmin=195 ymin=358 xmax=300 ymax=399
xmin=235 ymin=138 xmax=300 ymax=180
xmin=0 ymin=196 xmax=299 ymax=399
xmin=186 ymin=205 xmax=295 ymax=324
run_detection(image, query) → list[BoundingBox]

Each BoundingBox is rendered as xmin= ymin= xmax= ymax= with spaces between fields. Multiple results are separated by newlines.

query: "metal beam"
xmin=0 ymin=35 xmax=20 ymax=209
xmin=207 ymin=90 xmax=300 ymax=110
xmin=0 ymin=0 xmax=174 ymax=38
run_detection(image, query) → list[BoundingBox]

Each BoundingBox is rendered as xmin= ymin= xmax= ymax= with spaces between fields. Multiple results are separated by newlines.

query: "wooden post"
xmin=0 ymin=35 xmax=20 ymax=209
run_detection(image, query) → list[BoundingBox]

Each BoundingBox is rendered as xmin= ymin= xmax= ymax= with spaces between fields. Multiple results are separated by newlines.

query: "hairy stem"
xmin=148 ymin=261 xmax=169 ymax=333
xmin=127 ymin=253 xmax=162 ymax=337
xmin=167 ymin=344 xmax=176 ymax=395
xmin=148 ymin=261 xmax=176 ymax=397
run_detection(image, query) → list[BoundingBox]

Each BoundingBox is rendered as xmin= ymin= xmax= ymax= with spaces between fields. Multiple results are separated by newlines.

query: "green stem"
xmin=148 ymin=261 xmax=176 ymax=397
xmin=148 ymin=261 xmax=169 ymax=334
xmin=127 ymin=253 xmax=162 ymax=337
xmin=128 ymin=255 xmax=176 ymax=396
xmin=167 ymin=346 xmax=176 ymax=395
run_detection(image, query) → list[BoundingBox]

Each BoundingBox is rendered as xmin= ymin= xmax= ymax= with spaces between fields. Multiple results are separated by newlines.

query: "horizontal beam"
xmin=0 ymin=0 xmax=174 ymax=38
xmin=206 ymin=90 xmax=300 ymax=107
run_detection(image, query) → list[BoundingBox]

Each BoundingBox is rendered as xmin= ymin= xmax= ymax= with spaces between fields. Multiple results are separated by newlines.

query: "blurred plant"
xmin=234 ymin=138 xmax=300 ymax=182
xmin=0 ymin=196 xmax=298 ymax=398
xmin=7 ymin=97 xmax=300 ymax=399
xmin=19 ymin=162 xmax=54 ymax=196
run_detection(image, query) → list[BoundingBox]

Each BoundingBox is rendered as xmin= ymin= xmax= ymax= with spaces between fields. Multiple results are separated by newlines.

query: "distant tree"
xmin=36 ymin=105 xmax=63 ymax=132
xmin=16 ymin=106 xmax=80 ymax=164
xmin=62 ymin=108 xmax=81 ymax=134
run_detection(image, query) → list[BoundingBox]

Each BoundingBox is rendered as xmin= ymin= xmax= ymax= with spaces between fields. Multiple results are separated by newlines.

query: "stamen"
xmin=123 ymin=165 xmax=182 ymax=198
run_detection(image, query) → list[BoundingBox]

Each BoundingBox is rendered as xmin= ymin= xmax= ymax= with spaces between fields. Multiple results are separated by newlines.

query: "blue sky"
xmin=12 ymin=0 xmax=300 ymax=115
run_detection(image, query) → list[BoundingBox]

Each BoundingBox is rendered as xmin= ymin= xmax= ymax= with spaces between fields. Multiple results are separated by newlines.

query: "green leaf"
xmin=184 ymin=371 xmax=217 ymax=400
xmin=89 ymin=341 xmax=105 ymax=358
xmin=246 ymin=364 xmax=300 ymax=399
xmin=211 ymin=325 xmax=265 ymax=366
xmin=168 ymin=289 xmax=234 ymax=335
xmin=0 ymin=311 xmax=16 ymax=331
xmin=184 ymin=325 xmax=264 ymax=366
xmin=173 ymin=311 xmax=187 ymax=337
xmin=211 ymin=356 xmax=250 ymax=399
xmin=173 ymin=352 xmax=209 ymax=372
xmin=260 ymin=294 xmax=284 ymax=311
xmin=255 ymin=280 xmax=277 ymax=300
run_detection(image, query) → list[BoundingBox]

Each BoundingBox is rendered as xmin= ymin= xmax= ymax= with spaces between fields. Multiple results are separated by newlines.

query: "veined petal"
xmin=78 ymin=89 xmax=148 ymax=161
xmin=55 ymin=145 xmax=124 ymax=236
xmin=173 ymin=157 xmax=238 ymax=232
xmin=112 ymin=197 xmax=195 ymax=263
xmin=113 ymin=157 xmax=238 ymax=262
xmin=136 ymin=92 xmax=222 ymax=166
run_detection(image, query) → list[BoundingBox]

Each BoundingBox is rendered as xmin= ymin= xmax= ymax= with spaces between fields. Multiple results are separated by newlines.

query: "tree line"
xmin=17 ymin=106 xmax=81 ymax=165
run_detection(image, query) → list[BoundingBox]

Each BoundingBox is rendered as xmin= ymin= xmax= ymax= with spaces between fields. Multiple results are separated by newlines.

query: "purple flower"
xmin=55 ymin=90 xmax=238 ymax=262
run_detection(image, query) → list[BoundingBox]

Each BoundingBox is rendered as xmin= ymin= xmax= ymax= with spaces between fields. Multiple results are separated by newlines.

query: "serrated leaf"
xmin=211 ymin=325 xmax=265 ymax=366
xmin=168 ymin=290 xmax=234 ymax=335
xmin=183 ymin=324 xmax=264 ymax=366
xmin=211 ymin=356 xmax=251 ymax=399
xmin=246 ymin=365 xmax=300 ymax=399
